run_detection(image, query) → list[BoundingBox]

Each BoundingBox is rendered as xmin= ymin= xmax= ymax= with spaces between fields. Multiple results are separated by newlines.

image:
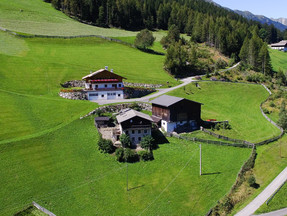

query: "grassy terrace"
xmin=0 ymin=0 xmax=167 ymax=40
xmin=166 ymin=82 xmax=280 ymax=143
xmin=269 ymin=49 xmax=287 ymax=72
xmin=0 ymin=116 xmax=250 ymax=216
xmin=232 ymin=135 xmax=287 ymax=215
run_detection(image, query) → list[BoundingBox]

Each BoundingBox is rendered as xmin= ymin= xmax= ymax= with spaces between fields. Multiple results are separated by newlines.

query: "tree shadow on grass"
xmin=128 ymin=184 xmax=145 ymax=191
xmin=201 ymin=172 xmax=221 ymax=176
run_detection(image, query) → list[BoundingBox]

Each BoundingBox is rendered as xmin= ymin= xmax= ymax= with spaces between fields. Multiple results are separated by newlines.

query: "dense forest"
xmin=46 ymin=0 xmax=287 ymax=75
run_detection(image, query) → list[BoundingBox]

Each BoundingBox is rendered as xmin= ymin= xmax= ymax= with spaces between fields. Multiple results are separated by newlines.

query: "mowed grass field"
xmin=167 ymin=82 xmax=280 ymax=143
xmin=0 ymin=0 xmax=167 ymax=40
xmin=0 ymin=30 xmax=176 ymax=142
xmin=269 ymin=49 xmax=287 ymax=72
xmin=0 ymin=116 xmax=251 ymax=216
xmin=232 ymin=135 xmax=287 ymax=214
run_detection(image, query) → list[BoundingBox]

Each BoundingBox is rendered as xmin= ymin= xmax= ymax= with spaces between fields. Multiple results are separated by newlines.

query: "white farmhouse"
xmin=82 ymin=67 xmax=126 ymax=101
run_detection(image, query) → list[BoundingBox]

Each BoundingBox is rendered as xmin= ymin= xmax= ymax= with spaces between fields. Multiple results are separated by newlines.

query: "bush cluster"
xmin=98 ymin=138 xmax=115 ymax=154
xmin=138 ymin=150 xmax=154 ymax=161
xmin=115 ymin=148 xmax=139 ymax=163
xmin=214 ymin=122 xmax=232 ymax=130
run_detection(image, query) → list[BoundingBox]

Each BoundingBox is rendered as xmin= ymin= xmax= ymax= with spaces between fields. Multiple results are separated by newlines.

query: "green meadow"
xmin=167 ymin=82 xmax=280 ymax=143
xmin=0 ymin=0 xmax=167 ymax=41
xmin=269 ymin=49 xmax=287 ymax=72
xmin=0 ymin=116 xmax=251 ymax=216
xmin=0 ymin=1 xmax=285 ymax=215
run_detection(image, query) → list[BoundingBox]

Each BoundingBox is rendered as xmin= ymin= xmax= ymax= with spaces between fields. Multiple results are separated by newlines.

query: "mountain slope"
xmin=234 ymin=10 xmax=287 ymax=31
xmin=271 ymin=18 xmax=287 ymax=26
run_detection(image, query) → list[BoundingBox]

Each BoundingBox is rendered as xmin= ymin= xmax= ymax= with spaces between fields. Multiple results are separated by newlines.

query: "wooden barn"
xmin=150 ymin=95 xmax=202 ymax=133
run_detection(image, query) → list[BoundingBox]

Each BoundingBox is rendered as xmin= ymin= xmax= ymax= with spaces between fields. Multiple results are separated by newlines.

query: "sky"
xmin=212 ymin=0 xmax=286 ymax=19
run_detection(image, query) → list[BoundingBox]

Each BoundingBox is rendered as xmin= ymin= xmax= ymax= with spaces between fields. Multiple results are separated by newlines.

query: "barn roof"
xmin=271 ymin=40 xmax=287 ymax=47
xmin=82 ymin=69 xmax=126 ymax=80
xmin=150 ymin=95 xmax=202 ymax=107
xmin=116 ymin=108 xmax=153 ymax=123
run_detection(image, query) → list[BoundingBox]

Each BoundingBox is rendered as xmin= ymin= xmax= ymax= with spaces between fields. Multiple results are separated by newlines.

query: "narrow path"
xmin=235 ymin=166 xmax=287 ymax=216
xmin=95 ymin=62 xmax=241 ymax=105
xmin=253 ymin=207 xmax=287 ymax=216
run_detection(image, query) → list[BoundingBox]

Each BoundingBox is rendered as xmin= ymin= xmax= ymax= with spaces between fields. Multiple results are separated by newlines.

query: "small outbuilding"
xmin=116 ymin=108 xmax=153 ymax=147
xmin=150 ymin=95 xmax=202 ymax=133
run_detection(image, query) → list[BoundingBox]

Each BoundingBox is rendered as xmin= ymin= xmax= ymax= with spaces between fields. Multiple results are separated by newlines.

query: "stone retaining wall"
xmin=61 ymin=80 xmax=85 ymax=88
xmin=59 ymin=91 xmax=87 ymax=100
xmin=123 ymin=82 xmax=163 ymax=88
xmin=80 ymin=103 xmax=152 ymax=119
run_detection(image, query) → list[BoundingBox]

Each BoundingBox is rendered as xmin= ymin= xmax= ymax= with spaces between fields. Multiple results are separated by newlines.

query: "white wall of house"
xmin=161 ymin=120 xmax=198 ymax=133
xmin=123 ymin=128 xmax=151 ymax=146
xmin=88 ymin=90 xmax=124 ymax=100
xmin=85 ymin=82 xmax=123 ymax=90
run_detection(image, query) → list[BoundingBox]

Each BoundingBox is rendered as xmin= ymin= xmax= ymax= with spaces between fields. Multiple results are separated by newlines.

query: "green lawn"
xmin=0 ymin=31 xmax=177 ymax=95
xmin=232 ymin=135 xmax=287 ymax=215
xmin=257 ymin=182 xmax=287 ymax=213
xmin=0 ymin=116 xmax=250 ymax=216
xmin=269 ymin=49 xmax=287 ymax=72
xmin=166 ymin=82 xmax=280 ymax=143
xmin=0 ymin=0 xmax=167 ymax=40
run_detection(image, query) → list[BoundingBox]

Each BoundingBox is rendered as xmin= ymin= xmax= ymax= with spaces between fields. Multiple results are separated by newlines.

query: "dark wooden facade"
xmin=120 ymin=116 xmax=152 ymax=130
xmin=152 ymin=99 xmax=201 ymax=123
xmin=83 ymin=69 xmax=125 ymax=83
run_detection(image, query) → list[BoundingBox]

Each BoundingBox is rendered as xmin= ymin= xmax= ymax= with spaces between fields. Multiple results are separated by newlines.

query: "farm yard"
xmin=1 ymin=0 xmax=287 ymax=215
xmin=0 ymin=116 xmax=251 ymax=215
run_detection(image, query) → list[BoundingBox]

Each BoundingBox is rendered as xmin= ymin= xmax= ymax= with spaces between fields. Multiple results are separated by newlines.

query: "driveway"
xmin=253 ymin=207 xmax=287 ymax=216
xmin=94 ymin=62 xmax=241 ymax=105
xmin=235 ymin=166 xmax=287 ymax=216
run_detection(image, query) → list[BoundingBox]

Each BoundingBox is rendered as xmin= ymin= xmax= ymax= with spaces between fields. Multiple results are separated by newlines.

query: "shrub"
xmin=269 ymin=101 xmax=276 ymax=108
xmin=115 ymin=148 xmax=139 ymax=163
xmin=248 ymin=175 xmax=256 ymax=187
xmin=138 ymin=150 xmax=154 ymax=161
xmin=120 ymin=134 xmax=132 ymax=148
xmin=98 ymin=138 xmax=115 ymax=154
xmin=214 ymin=123 xmax=221 ymax=130
xmin=215 ymin=58 xmax=228 ymax=69
xmin=140 ymin=135 xmax=155 ymax=151
xmin=115 ymin=147 xmax=125 ymax=162
xmin=263 ymin=108 xmax=270 ymax=114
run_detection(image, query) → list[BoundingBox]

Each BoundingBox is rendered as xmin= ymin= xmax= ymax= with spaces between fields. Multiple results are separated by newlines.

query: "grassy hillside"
xmin=232 ymin=135 xmax=287 ymax=215
xmin=0 ymin=31 xmax=176 ymax=95
xmin=0 ymin=116 xmax=250 ymax=216
xmin=167 ymin=82 xmax=280 ymax=143
xmin=269 ymin=49 xmax=287 ymax=72
xmin=0 ymin=0 xmax=167 ymax=40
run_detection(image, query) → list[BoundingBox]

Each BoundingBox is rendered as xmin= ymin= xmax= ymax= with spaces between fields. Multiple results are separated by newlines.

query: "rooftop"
xmin=271 ymin=40 xmax=287 ymax=47
xmin=82 ymin=69 xmax=126 ymax=80
xmin=116 ymin=108 xmax=153 ymax=123
xmin=150 ymin=95 xmax=202 ymax=107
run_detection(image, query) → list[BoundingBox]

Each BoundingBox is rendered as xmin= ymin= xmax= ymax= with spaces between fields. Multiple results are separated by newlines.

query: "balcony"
xmin=84 ymin=87 xmax=124 ymax=91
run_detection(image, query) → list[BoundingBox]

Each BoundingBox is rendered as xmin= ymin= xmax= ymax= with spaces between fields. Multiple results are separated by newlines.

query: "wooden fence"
xmin=33 ymin=201 xmax=56 ymax=216
xmin=167 ymin=132 xmax=253 ymax=148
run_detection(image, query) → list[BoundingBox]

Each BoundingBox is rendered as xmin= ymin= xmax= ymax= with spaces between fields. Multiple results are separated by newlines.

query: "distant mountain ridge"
xmin=234 ymin=10 xmax=287 ymax=31
xmin=203 ymin=0 xmax=287 ymax=31
xmin=271 ymin=18 xmax=287 ymax=26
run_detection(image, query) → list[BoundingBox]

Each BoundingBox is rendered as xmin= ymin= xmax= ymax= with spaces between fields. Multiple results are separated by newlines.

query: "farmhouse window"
xmin=119 ymin=84 xmax=122 ymax=87
xmin=118 ymin=94 xmax=121 ymax=97
xmin=101 ymin=95 xmax=104 ymax=97
xmin=138 ymin=137 xmax=141 ymax=141
xmin=138 ymin=130 xmax=141 ymax=134
xmin=144 ymin=130 xmax=147 ymax=133
xmin=132 ymin=130 xmax=135 ymax=134
xmin=105 ymin=84 xmax=107 ymax=88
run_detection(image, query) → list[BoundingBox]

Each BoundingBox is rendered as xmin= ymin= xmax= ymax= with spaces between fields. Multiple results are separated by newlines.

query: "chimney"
xmin=111 ymin=69 xmax=113 ymax=73
xmin=90 ymin=70 xmax=92 ymax=74
xmin=105 ymin=66 xmax=108 ymax=70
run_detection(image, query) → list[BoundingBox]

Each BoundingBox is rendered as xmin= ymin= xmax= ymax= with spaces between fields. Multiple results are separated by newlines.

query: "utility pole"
xmin=126 ymin=160 xmax=129 ymax=191
xmin=199 ymin=144 xmax=202 ymax=176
